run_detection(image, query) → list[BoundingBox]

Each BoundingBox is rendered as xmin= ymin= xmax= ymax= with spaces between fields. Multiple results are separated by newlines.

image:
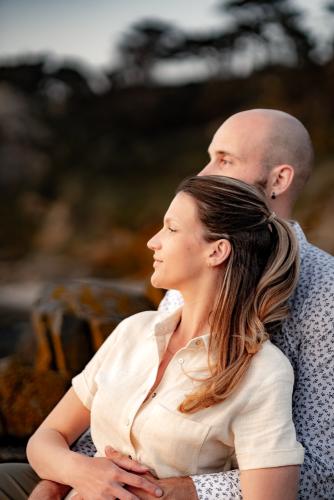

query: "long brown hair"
xmin=176 ymin=175 xmax=299 ymax=413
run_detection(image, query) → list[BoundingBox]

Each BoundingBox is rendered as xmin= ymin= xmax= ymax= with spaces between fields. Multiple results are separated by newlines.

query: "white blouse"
xmin=72 ymin=307 xmax=304 ymax=479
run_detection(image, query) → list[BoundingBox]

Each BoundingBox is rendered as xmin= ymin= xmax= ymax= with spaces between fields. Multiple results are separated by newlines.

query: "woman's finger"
xmin=105 ymin=446 xmax=149 ymax=473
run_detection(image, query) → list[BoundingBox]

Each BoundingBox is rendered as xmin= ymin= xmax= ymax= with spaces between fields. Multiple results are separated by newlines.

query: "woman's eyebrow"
xmin=164 ymin=216 xmax=179 ymax=225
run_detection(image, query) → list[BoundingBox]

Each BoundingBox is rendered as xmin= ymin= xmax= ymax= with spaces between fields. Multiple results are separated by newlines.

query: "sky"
xmin=0 ymin=0 xmax=331 ymax=83
xmin=0 ymin=0 xmax=225 ymax=69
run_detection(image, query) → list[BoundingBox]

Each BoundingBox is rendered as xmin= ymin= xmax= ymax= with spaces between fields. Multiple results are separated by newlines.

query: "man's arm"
xmin=29 ymin=480 xmax=70 ymax=500
xmin=192 ymin=470 xmax=242 ymax=500
xmin=126 ymin=471 xmax=242 ymax=500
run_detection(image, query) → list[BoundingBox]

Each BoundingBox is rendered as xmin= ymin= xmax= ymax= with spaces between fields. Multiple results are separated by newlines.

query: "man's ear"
xmin=269 ymin=164 xmax=294 ymax=196
xmin=208 ymin=239 xmax=231 ymax=267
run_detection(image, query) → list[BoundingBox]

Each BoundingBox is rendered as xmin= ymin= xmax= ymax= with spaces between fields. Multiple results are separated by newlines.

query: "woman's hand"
xmin=71 ymin=446 xmax=163 ymax=500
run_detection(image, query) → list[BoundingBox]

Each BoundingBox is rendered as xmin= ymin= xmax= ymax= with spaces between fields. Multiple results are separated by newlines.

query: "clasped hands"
xmin=28 ymin=446 xmax=198 ymax=500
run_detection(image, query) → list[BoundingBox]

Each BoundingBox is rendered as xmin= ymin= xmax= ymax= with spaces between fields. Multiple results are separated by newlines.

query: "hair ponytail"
xmin=254 ymin=216 xmax=299 ymax=332
xmin=176 ymin=176 xmax=299 ymax=414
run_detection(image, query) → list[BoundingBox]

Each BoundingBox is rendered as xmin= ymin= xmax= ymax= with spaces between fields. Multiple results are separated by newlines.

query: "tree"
xmin=216 ymin=0 xmax=315 ymax=68
xmin=112 ymin=20 xmax=184 ymax=86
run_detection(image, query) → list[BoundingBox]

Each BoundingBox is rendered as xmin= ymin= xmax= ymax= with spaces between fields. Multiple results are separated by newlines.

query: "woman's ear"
xmin=207 ymin=239 xmax=231 ymax=267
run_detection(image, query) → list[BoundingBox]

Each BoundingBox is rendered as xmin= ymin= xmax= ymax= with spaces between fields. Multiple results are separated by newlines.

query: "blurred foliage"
xmin=0 ymin=0 xmax=334 ymax=282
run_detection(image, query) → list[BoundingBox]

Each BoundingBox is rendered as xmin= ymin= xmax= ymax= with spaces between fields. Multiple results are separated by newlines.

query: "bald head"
xmin=200 ymin=108 xmax=314 ymax=216
xmin=232 ymin=109 xmax=314 ymax=195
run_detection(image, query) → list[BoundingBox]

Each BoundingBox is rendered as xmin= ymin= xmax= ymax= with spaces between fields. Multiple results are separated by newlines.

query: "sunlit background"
xmin=0 ymin=0 xmax=333 ymax=456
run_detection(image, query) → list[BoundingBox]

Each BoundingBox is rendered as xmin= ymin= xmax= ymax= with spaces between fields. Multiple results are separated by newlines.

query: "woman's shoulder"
xmin=247 ymin=340 xmax=294 ymax=386
xmin=113 ymin=308 xmax=170 ymax=340
xmin=121 ymin=308 xmax=162 ymax=325
xmin=112 ymin=309 xmax=158 ymax=336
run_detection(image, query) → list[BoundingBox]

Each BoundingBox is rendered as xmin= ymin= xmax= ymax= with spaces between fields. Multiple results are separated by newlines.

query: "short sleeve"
xmin=232 ymin=376 xmax=304 ymax=470
xmin=72 ymin=320 xmax=125 ymax=409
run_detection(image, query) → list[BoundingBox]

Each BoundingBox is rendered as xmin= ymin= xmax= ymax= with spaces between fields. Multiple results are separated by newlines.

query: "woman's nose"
xmin=147 ymin=232 xmax=161 ymax=250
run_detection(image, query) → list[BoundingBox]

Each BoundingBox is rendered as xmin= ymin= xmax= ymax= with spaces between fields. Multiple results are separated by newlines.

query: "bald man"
xmin=159 ymin=109 xmax=334 ymax=500
xmin=1 ymin=110 xmax=333 ymax=500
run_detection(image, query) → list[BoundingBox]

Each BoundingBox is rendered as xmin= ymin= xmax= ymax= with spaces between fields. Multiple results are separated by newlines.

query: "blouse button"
xmin=178 ymin=358 xmax=184 ymax=364
xmin=195 ymin=339 xmax=202 ymax=346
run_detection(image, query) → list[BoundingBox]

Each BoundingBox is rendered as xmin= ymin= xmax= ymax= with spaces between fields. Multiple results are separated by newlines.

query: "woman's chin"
xmin=151 ymin=274 xmax=168 ymax=290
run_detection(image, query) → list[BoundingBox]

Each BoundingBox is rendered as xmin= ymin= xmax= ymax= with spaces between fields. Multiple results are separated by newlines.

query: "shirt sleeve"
xmin=191 ymin=470 xmax=242 ymax=500
xmin=72 ymin=319 xmax=125 ymax=409
xmin=289 ymin=279 xmax=334 ymax=498
xmin=71 ymin=428 xmax=96 ymax=457
xmin=232 ymin=377 xmax=304 ymax=470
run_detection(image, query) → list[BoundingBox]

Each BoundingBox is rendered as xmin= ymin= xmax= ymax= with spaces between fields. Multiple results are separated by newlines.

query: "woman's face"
xmin=147 ymin=191 xmax=212 ymax=291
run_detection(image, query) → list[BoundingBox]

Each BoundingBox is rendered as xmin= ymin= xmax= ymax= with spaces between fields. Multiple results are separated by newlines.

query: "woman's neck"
xmin=175 ymin=278 xmax=218 ymax=345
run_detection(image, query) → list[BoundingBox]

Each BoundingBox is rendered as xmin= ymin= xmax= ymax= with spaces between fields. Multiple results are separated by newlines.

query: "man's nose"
xmin=198 ymin=161 xmax=212 ymax=176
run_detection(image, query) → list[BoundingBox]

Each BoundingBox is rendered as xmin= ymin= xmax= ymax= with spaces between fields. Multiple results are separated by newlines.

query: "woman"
xmin=26 ymin=175 xmax=304 ymax=499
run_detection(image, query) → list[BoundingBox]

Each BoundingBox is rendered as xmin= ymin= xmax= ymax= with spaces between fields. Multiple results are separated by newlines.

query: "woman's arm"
xmin=27 ymin=388 xmax=162 ymax=499
xmin=240 ymin=465 xmax=300 ymax=500
xmin=26 ymin=387 xmax=91 ymax=485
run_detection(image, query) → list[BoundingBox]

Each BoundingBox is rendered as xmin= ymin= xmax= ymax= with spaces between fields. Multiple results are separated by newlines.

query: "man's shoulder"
xmin=293 ymin=222 xmax=334 ymax=279
xmin=292 ymin=222 xmax=333 ymax=292
xmin=271 ymin=236 xmax=333 ymax=353
xmin=302 ymin=239 xmax=334 ymax=268
xmin=281 ymin=238 xmax=334 ymax=347
xmin=298 ymin=239 xmax=334 ymax=295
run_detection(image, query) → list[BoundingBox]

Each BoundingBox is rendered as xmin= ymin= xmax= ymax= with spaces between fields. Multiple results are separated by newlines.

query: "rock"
xmin=33 ymin=278 xmax=158 ymax=377
xmin=0 ymin=359 xmax=67 ymax=437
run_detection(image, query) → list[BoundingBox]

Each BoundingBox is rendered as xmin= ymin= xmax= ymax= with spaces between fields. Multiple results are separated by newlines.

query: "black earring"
xmin=271 ymin=192 xmax=276 ymax=200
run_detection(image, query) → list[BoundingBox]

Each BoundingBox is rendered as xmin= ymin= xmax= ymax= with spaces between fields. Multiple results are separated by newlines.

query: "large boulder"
xmin=33 ymin=279 xmax=160 ymax=376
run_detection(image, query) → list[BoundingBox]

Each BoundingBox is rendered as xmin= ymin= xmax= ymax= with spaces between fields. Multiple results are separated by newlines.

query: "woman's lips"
xmin=153 ymin=258 xmax=163 ymax=267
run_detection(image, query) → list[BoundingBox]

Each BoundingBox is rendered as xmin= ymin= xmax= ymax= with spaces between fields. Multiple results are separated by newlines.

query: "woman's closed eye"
xmin=168 ymin=227 xmax=177 ymax=233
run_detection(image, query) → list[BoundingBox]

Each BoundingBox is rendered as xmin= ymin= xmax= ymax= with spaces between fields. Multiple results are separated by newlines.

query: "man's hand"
xmin=28 ymin=480 xmax=71 ymax=500
xmin=127 ymin=472 xmax=198 ymax=500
